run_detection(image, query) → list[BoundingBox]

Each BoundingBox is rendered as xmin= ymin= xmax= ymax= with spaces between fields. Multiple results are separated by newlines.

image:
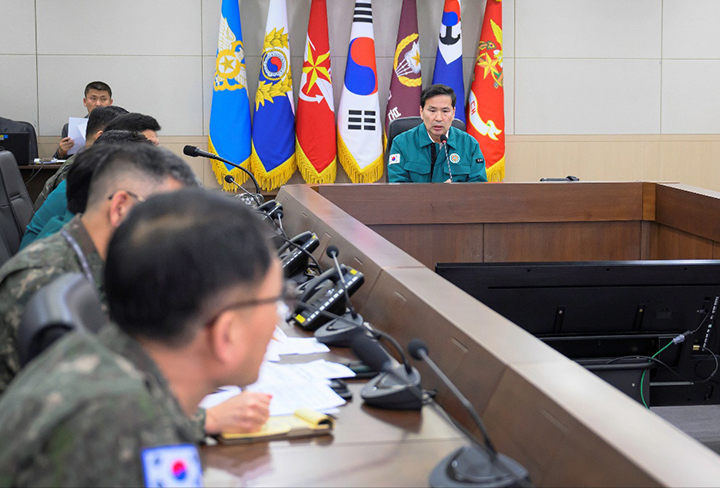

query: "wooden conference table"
xmin=204 ymin=182 xmax=720 ymax=487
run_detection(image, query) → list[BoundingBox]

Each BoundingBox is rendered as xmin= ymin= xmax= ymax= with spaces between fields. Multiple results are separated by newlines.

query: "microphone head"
xmin=351 ymin=334 xmax=392 ymax=373
xmin=408 ymin=338 xmax=428 ymax=361
xmin=326 ymin=245 xmax=340 ymax=258
xmin=183 ymin=145 xmax=198 ymax=157
xmin=224 ymin=174 xmax=234 ymax=183
xmin=440 ymin=134 xmax=448 ymax=144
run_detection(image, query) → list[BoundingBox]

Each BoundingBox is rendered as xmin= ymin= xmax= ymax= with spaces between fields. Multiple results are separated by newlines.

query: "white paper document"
xmin=66 ymin=117 xmax=88 ymax=155
xmin=245 ymin=361 xmax=348 ymax=416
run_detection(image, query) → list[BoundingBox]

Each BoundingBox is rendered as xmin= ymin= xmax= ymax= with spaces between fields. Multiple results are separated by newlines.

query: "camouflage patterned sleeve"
xmin=14 ymin=393 xmax=189 ymax=486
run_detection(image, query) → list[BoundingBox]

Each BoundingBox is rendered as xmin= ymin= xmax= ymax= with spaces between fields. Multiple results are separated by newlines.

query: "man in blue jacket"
xmin=388 ymin=84 xmax=487 ymax=183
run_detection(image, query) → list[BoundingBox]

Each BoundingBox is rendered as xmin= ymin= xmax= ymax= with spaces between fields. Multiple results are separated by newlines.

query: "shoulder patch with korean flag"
xmin=389 ymin=154 xmax=401 ymax=165
xmin=142 ymin=444 xmax=203 ymax=487
xmin=449 ymin=153 xmax=461 ymax=164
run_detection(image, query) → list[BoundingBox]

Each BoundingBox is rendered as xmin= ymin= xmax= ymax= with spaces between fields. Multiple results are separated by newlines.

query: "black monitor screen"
xmin=436 ymin=260 xmax=720 ymax=342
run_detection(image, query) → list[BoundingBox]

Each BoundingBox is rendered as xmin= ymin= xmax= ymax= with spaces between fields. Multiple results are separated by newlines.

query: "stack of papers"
xmin=200 ymin=326 xmax=357 ymax=416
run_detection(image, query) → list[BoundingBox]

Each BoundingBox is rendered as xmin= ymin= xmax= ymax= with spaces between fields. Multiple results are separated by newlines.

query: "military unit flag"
xmin=208 ymin=0 xmax=252 ymax=191
xmin=251 ymin=0 xmax=296 ymax=190
xmin=337 ymin=0 xmax=384 ymax=183
xmin=208 ymin=1 xmax=506 ymax=188
xmin=432 ymin=0 xmax=465 ymax=123
xmin=467 ymin=0 xmax=505 ymax=181
xmin=385 ymin=0 xmax=422 ymax=133
xmin=296 ymin=0 xmax=337 ymax=184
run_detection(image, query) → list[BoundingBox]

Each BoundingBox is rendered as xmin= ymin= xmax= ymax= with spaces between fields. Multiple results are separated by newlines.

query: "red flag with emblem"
xmin=467 ymin=0 xmax=505 ymax=182
xmin=296 ymin=0 xmax=336 ymax=184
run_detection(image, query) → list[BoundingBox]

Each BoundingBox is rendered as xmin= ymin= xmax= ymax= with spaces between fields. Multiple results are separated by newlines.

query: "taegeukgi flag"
xmin=337 ymin=0 xmax=383 ymax=183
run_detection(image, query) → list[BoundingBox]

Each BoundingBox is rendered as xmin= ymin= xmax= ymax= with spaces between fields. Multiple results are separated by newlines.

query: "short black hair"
xmin=420 ymin=84 xmax=456 ymax=108
xmin=104 ymin=113 xmax=161 ymax=133
xmin=84 ymin=81 xmax=112 ymax=98
xmin=85 ymin=106 xmax=128 ymax=137
xmin=94 ymin=130 xmax=151 ymax=146
xmin=67 ymin=132 xmax=152 ymax=214
xmin=105 ymin=189 xmax=276 ymax=346
xmin=85 ymin=144 xmax=199 ymax=210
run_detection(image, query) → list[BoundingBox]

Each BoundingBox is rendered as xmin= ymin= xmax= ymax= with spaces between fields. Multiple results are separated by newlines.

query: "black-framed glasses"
xmin=107 ymin=190 xmax=145 ymax=202
xmin=205 ymin=280 xmax=299 ymax=326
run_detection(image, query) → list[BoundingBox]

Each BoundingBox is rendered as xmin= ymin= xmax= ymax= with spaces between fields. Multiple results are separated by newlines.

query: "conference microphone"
xmin=440 ymin=134 xmax=453 ymax=182
xmin=224 ymin=174 xmax=263 ymax=207
xmin=183 ymin=145 xmax=262 ymax=195
xmin=314 ymin=245 xmax=365 ymax=346
xmin=407 ymin=339 xmax=531 ymax=488
xmin=351 ymin=333 xmax=422 ymax=410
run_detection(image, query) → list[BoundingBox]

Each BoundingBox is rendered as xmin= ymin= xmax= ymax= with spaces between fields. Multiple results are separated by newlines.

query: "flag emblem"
xmin=214 ymin=17 xmax=247 ymax=92
xmin=389 ymin=154 xmax=400 ymax=165
xmin=394 ymin=35 xmax=421 ymax=88
xmin=346 ymin=38 xmax=378 ymax=96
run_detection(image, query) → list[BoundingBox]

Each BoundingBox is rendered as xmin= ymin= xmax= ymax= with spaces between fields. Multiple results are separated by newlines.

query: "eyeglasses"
xmin=107 ymin=190 xmax=145 ymax=202
xmin=206 ymin=280 xmax=300 ymax=326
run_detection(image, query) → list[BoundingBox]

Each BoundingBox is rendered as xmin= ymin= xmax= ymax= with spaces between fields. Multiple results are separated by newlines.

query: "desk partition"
xmin=206 ymin=183 xmax=720 ymax=487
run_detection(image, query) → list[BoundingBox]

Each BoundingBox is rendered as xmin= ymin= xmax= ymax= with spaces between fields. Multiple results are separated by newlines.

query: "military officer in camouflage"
xmin=0 ymin=143 xmax=196 ymax=395
xmin=0 ymin=189 xmax=281 ymax=485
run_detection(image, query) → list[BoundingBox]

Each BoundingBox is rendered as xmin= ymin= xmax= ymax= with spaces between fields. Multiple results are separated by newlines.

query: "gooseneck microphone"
xmin=408 ymin=339 xmax=531 ymax=488
xmin=439 ymin=134 xmax=453 ymax=182
xmin=183 ymin=145 xmax=261 ymax=195
xmin=224 ymin=174 xmax=263 ymax=207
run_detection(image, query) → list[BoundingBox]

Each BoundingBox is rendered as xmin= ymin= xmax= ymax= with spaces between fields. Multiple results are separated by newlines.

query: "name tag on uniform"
xmin=389 ymin=154 xmax=400 ymax=165
xmin=142 ymin=444 xmax=203 ymax=487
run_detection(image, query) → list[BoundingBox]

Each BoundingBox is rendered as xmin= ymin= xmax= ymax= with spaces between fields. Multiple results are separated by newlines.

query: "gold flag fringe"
xmin=295 ymin=140 xmax=337 ymax=184
xmin=486 ymin=155 xmax=505 ymax=182
xmin=207 ymin=139 xmax=251 ymax=192
xmin=250 ymin=144 xmax=297 ymax=191
xmin=337 ymin=133 xmax=384 ymax=183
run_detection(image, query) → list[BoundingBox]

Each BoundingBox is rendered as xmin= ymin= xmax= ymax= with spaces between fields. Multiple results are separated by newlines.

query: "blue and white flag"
xmin=431 ymin=0 xmax=465 ymax=123
xmin=251 ymin=0 xmax=296 ymax=190
xmin=208 ymin=0 xmax=252 ymax=191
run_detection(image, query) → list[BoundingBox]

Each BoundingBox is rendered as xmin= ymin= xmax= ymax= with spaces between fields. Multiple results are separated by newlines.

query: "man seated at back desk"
xmin=387 ymin=84 xmax=487 ymax=183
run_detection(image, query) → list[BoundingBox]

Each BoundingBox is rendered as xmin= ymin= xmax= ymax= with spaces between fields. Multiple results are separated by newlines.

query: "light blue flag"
xmin=208 ymin=0 xmax=252 ymax=190
xmin=250 ymin=0 xmax=296 ymax=191
xmin=431 ymin=0 xmax=465 ymax=123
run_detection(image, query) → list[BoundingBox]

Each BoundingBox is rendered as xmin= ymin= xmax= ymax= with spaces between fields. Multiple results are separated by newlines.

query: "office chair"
xmin=18 ymin=273 xmax=107 ymax=367
xmin=385 ymin=116 xmax=466 ymax=172
xmin=0 ymin=117 xmax=38 ymax=161
xmin=0 ymin=150 xmax=33 ymax=255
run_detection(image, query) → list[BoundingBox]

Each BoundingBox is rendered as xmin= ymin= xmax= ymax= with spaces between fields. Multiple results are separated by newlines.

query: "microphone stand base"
xmin=429 ymin=445 xmax=530 ymax=488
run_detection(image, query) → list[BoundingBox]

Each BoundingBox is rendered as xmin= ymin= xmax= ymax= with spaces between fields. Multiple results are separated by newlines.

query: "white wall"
xmin=1 ymin=0 xmax=719 ymax=139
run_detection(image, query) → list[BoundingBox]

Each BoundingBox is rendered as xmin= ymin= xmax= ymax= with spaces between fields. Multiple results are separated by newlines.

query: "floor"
xmin=652 ymin=405 xmax=720 ymax=454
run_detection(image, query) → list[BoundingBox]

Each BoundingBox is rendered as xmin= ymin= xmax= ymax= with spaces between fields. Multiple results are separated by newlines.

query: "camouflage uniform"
xmin=0 ymin=323 xmax=204 ymax=486
xmin=33 ymin=154 xmax=76 ymax=211
xmin=0 ymin=215 xmax=104 ymax=394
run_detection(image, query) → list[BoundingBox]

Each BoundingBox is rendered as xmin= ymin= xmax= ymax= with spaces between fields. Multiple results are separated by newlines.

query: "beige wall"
xmin=5 ymin=1 xmax=720 ymax=189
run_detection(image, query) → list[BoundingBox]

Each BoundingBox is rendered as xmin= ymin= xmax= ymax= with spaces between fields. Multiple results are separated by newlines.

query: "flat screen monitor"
xmin=0 ymin=132 xmax=30 ymax=165
xmin=436 ymin=260 xmax=720 ymax=405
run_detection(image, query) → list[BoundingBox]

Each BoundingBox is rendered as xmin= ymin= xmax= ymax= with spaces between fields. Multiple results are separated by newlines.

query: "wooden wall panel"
xmin=318 ymin=182 xmax=644 ymax=225
xmin=483 ymin=222 xmax=643 ymax=262
xmin=370 ymin=223 xmax=483 ymax=268
xmin=653 ymin=224 xmax=714 ymax=260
